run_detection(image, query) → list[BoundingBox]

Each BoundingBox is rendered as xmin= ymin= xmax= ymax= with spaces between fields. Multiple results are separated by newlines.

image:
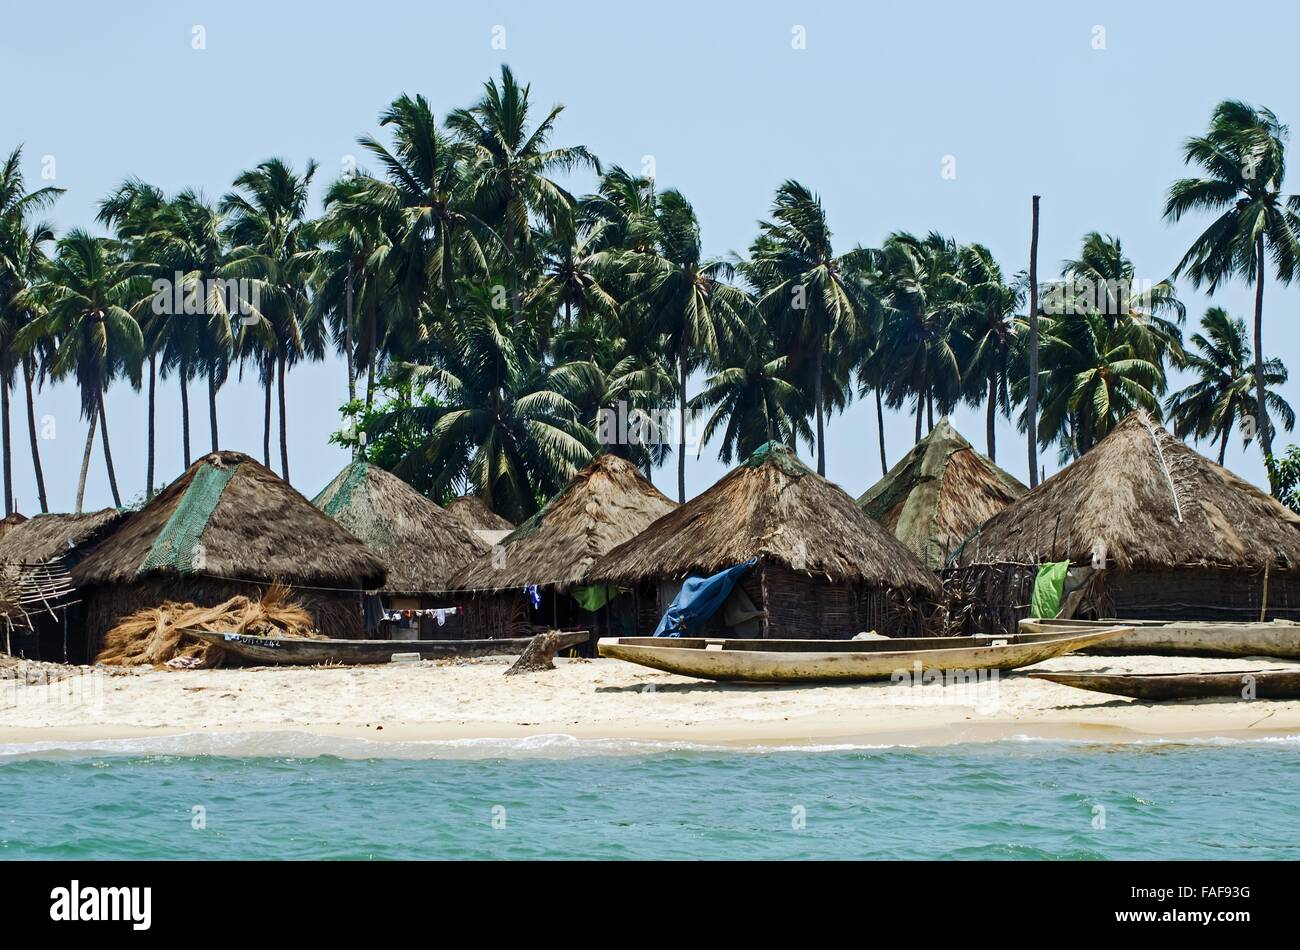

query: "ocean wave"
xmin=2 ymin=728 xmax=1295 ymax=762
xmin=0 ymin=730 xmax=911 ymax=762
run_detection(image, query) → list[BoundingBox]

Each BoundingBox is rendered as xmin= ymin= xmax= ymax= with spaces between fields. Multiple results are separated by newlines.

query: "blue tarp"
xmin=653 ymin=559 xmax=759 ymax=638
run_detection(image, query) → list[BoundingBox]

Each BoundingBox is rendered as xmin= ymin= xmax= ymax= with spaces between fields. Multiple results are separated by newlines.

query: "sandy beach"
xmin=3 ymin=652 xmax=1300 ymax=750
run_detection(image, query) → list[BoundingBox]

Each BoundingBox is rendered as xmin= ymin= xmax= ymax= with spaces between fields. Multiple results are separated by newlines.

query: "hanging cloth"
xmin=1030 ymin=561 xmax=1070 ymax=619
xmin=572 ymin=584 xmax=615 ymax=612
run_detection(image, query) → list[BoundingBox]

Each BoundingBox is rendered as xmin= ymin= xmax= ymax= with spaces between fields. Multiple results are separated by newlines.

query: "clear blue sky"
xmin=4 ymin=1 xmax=1298 ymax=512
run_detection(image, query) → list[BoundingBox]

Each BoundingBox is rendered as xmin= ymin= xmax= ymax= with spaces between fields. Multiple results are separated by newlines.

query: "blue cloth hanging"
xmin=524 ymin=584 xmax=542 ymax=610
xmin=653 ymin=559 xmax=759 ymax=638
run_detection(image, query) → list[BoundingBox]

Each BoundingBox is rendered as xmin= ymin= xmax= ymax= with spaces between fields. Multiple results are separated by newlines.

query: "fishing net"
xmin=138 ymin=460 xmax=238 ymax=575
xmin=95 ymin=582 xmax=324 ymax=669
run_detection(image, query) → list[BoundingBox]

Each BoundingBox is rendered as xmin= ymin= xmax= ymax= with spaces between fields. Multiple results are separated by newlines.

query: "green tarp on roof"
xmin=857 ymin=418 xmax=1027 ymax=570
xmin=138 ymin=459 xmax=238 ymax=575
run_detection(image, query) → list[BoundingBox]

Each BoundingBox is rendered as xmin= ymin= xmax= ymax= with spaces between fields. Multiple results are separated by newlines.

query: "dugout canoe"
xmin=184 ymin=629 xmax=589 ymax=665
xmin=1029 ymin=668 xmax=1300 ymax=701
xmin=595 ymin=625 xmax=1130 ymax=684
xmin=1018 ymin=617 xmax=1300 ymax=659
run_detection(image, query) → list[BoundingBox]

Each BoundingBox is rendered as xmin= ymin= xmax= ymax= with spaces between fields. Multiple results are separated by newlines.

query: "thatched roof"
xmin=446 ymin=495 xmax=515 ymax=533
xmin=313 ymin=461 xmax=488 ymax=596
xmin=953 ymin=411 xmax=1300 ymax=571
xmin=858 ymin=418 xmax=1027 ymax=569
xmin=0 ymin=512 xmax=28 ymax=542
xmin=73 ymin=452 xmax=386 ymax=589
xmin=589 ymin=441 xmax=941 ymax=594
xmin=450 ymin=453 xmax=677 ymax=592
xmin=0 ymin=508 xmax=126 ymax=566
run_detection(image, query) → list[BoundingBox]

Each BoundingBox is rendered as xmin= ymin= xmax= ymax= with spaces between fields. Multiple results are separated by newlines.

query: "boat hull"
xmin=1019 ymin=617 xmax=1300 ymax=659
xmin=183 ymin=629 xmax=589 ymax=666
xmin=596 ymin=627 xmax=1130 ymax=683
xmin=1029 ymin=669 xmax=1300 ymax=701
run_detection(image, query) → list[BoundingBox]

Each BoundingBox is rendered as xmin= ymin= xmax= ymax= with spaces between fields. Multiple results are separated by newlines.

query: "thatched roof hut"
xmin=858 ymin=418 xmax=1026 ymax=569
xmin=72 ymin=452 xmax=386 ymax=641
xmin=451 ymin=453 xmax=677 ymax=594
xmin=0 ymin=508 xmax=127 ymax=661
xmin=313 ymin=461 xmax=488 ymax=596
xmin=952 ymin=411 xmax=1300 ymax=622
xmin=0 ymin=509 xmax=125 ymax=567
xmin=589 ymin=442 xmax=941 ymax=638
xmin=446 ymin=495 xmax=515 ymax=533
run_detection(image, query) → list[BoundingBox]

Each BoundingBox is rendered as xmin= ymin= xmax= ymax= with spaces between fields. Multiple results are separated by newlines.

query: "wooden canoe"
xmin=1029 ymin=668 xmax=1300 ymax=701
xmin=595 ymin=626 xmax=1131 ymax=684
xmin=183 ymin=629 xmax=589 ymax=666
xmin=1018 ymin=617 xmax=1300 ymax=659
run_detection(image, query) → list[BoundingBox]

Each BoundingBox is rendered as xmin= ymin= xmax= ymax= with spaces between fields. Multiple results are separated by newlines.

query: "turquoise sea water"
xmin=1 ymin=735 xmax=1297 ymax=860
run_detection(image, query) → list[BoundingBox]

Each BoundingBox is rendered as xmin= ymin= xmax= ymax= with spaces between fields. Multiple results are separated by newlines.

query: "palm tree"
xmin=1165 ymin=306 xmax=1293 ymax=463
xmin=446 ymin=65 xmax=599 ymax=318
xmin=1 ymin=222 xmax=57 ymax=514
xmin=356 ymin=94 xmax=494 ymax=360
xmin=390 ymin=281 xmax=595 ymax=521
xmin=528 ymin=219 xmax=619 ymax=331
xmin=872 ymin=232 xmax=965 ymax=443
xmin=222 ymin=158 xmax=319 ymax=482
xmin=580 ymin=165 xmax=660 ymax=256
xmin=627 ymin=189 xmax=747 ymax=501
xmin=1021 ymin=311 xmax=1164 ymax=460
xmin=0 ymin=146 xmax=64 ymax=513
xmin=98 ymin=178 xmax=167 ymax=494
xmin=153 ymin=190 xmax=236 ymax=455
xmin=1057 ymin=231 xmax=1185 ymax=365
xmin=690 ymin=321 xmax=812 ymax=465
xmin=956 ymin=243 xmax=1023 ymax=462
xmin=743 ymin=181 xmax=863 ymax=475
xmin=1165 ymin=101 xmax=1300 ymax=477
xmin=15 ymin=231 xmax=146 ymax=511
xmin=307 ymin=174 xmax=388 ymax=411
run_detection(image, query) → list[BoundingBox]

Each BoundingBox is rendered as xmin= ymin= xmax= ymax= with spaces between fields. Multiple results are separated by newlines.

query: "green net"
xmin=742 ymin=440 xmax=809 ymax=476
xmin=319 ymin=462 xmax=370 ymax=518
xmin=139 ymin=461 xmax=238 ymax=575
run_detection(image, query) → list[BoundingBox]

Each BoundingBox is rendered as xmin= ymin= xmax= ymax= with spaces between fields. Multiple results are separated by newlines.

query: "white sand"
xmin=2 ymin=653 xmax=1299 ymax=749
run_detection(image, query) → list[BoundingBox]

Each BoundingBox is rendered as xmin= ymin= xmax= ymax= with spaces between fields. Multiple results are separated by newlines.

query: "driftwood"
xmin=505 ymin=630 xmax=587 ymax=676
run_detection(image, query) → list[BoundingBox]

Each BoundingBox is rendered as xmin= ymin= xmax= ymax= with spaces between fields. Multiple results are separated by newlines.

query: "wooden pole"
xmin=1027 ymin=195 xmax=1041 ymax=488
xmin=1261 ymin=563 xmax=1271 ymax=622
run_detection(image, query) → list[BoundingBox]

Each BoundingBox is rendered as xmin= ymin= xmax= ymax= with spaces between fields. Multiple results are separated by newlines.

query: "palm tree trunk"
xmin=677 ymin=341 xmax=688 ymax=503
xmin=986 ymin=376 xmax=997 ymax=462
xmin=23 ymin=363 xmax=47 ymax=513
xmin=1 ymin=376 xmax=12 ymax=516
xmin=277 ymin=352 xmax=290 ymax=482
xmin=365 ymin=293 xmax=378 ymax=410
xmin=98 ymin=392 xmax=122 ymax=508
xmin=179 ymin=371 xmax=191 ymax=468
xmin=146 ymin=354 xmax=156 ymax=499
xmin=926 ymin=391 xmax=934 ymax=432
xmin=813 ymin=344 xmax=826 ymax=476
xmin=76 ymin=405 xmax=97 ymax=514
xmin=1253 ymin=233 xmax=1275 ymax=482
xmin=1027 ymin=195 xmax=1041 ymax=488
xmin=914 ymin=395 xmax=923 ymax=444
xmin=345 ymin=262 xmax=356 ymax=404
xmin=875 ymin=388 xmax=887 ymax=475
xmin=207 ymin=365 xmax=219 ymax=452
xmin=262 ymin=373 xmax=272 ymax=468
xmin=1218 ymin=424 xmax=1230 ymax=466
